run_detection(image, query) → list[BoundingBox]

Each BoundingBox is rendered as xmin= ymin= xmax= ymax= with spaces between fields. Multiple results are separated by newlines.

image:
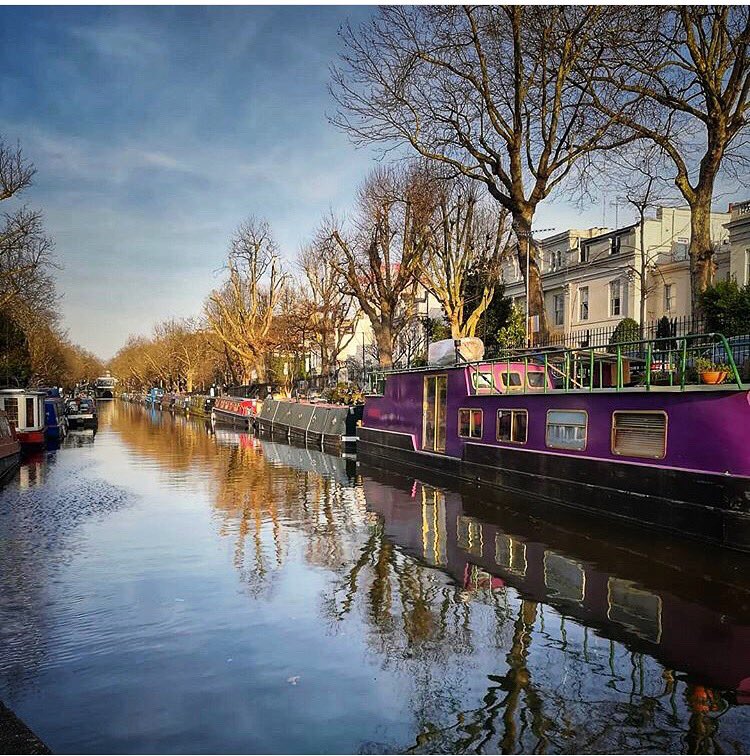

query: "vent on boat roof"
xmin=612 ymin=411 xmax=667 ymax=459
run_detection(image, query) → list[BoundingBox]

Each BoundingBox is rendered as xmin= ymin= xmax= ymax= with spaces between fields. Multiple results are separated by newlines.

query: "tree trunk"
xmin=688 ymin=194 xmax=715 ymax=318
xmin=374 ymin=324 xmax=394 ymax=369
xmin=513 ymin=213 xmax=548 ymax=343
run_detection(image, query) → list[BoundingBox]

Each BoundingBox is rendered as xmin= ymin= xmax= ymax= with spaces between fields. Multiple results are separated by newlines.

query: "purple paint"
xmin=363 ymin=365 xmax=750 ymax=478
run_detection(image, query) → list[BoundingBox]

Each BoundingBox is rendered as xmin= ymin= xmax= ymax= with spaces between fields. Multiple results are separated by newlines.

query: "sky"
xmin=0 ymin=6 xmax=674 ymax=360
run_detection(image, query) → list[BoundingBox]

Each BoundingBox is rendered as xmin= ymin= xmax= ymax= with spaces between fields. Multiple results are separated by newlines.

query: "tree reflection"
xmin=110 ymin=404 xmax=742 ymax=754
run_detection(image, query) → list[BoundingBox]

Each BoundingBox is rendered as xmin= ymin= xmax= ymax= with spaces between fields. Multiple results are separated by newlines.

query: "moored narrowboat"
xmin=358 ymin=333 xmax=750 ymax=552
xmin=66 ymin=396 xmax=98 ymax=429
xmin=211 ymin=396 xmax=261 ymax=430
xmin=0 ymin=389 xmax=46 ymax=446
xmin=0 ymin=409 xmax=21 ymax=480
xmin=186 ymin=394 xmax=215 ymax=418
xmin=44 ymin=396 xmax=68 ymax=441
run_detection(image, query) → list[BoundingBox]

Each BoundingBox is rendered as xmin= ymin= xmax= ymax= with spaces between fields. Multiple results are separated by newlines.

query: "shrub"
xmin=699 ymin=279 xmax=750 ymax=337
xmin=608 ymin=317 xmax=640 ymax=351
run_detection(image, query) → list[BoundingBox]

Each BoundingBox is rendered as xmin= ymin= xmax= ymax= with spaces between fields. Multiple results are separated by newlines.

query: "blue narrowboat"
xmin=44 ymin=396 xmax=68 ymax=441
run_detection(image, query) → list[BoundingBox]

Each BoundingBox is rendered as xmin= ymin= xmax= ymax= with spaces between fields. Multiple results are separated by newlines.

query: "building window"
xmin=611 ymin=411 xmax=667 ymax=459
xmin=546 ymin=409 xmax=587 ymax=451
xmin=664 ymin=283 xmax=674 ymax=313
xmin=579 ymin=287 xmax=589 ymax=321
xmin=609 ymin=280 xmax=621 ymax=317
xmin=553 ymin=293 xmax=564 ymax=326
xmin=610 ymin=236 xmax=621 ymax=255
xmin=580 ymin=244 xmax=589 ymax=264
xmin=497 ymin=409 xmax=528 ymax=444
xmin=673 ymin=238 xmax=689 ymax=261
xmin=550 ymin=249 xmax=563 ymax=271
xmin=458 ymin=408 xmax=483 ymax=439
xmin=745 ymin=249 xmax=750 ymax=286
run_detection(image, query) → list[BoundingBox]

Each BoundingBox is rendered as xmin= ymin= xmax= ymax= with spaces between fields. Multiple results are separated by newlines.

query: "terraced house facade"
xmin=502 ymin=205 xmax=744 ymax=341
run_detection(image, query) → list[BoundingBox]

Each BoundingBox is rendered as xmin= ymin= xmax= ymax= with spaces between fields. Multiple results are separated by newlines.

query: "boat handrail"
xmin=364 ymin=332 xmax=747 ymax=395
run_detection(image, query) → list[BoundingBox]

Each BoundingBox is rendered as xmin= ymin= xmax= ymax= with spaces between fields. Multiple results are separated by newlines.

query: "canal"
xmin=1 ymin=401 xmax=749 ymax=754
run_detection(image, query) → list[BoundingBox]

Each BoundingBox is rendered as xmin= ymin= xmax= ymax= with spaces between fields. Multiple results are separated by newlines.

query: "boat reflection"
xmin=359 ymin=463 xmax=750 ymax=694
xmin=107 ymin=402 xmax=750 ymax=752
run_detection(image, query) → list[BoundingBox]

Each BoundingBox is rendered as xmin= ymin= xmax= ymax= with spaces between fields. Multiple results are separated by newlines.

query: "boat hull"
xmin=16 ymin=429 xmax=45 ymax=447
xmin=66 ymin=414 xmax=97 ymax=430
xmin=358 ymin=426 xmax=750 ymax=552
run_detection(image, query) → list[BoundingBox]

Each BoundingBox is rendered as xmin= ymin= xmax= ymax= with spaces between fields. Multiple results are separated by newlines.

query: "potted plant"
xmin=695 ymin=357 xmax=730 ymax=385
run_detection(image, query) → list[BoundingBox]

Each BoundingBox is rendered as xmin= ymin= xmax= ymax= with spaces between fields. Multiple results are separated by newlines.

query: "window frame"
xmin=457 ymin=407 xmax=483 ymax=440
xmin=610 ymin=410 xmax=668 ymax=460
xmin=664 ymin=283 xmax=674 ymax=313
xmin=609 ymin=280 xmax=621 ymax=317
xmin=553 ymin=293 xmax=565 ymax=326
xmin=499 ymin=370 xmax=523 ymax=391
xmin=545 ymin=409 xmax=589 ymax=452
xmin=496 ymin=408 xmax=528 ymax=445
xmin=579 ymin=286 xmax=589 ymax=322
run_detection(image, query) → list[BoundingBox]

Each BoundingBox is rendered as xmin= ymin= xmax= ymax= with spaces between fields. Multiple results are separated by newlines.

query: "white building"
xmin=502 ymin=206 xmax=733 ymax=340
xmin=726 ymin=200 xmax=750 ymax=286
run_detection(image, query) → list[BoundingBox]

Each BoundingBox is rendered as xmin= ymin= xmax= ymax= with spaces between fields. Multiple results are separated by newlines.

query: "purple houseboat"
xmin=358 ymin=333 xmax=750 ymax=551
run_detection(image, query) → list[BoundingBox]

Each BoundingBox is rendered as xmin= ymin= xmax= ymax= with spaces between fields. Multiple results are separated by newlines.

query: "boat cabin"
xmin=0 ymin=389 xmax=46 ymax=445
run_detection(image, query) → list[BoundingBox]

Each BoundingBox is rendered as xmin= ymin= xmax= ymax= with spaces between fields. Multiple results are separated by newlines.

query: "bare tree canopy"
xmin=205 ymin=217 xmax=286 ymax=382
xmin=416 ymin=174 xmax=512 ymax=339
xmin=328 ymin=165 xmax=431 ymax=368
xmin=579 ymin=5 xmax=750 ymax=308
xmin=331 ymin=6 xmax=633 ymax=337
xmin=298 ymin=239 xmax=357 ymax=377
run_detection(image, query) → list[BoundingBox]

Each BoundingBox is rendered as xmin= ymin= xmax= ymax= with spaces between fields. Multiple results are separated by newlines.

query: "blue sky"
xmin=0 ymin=6 xmax=693 ymax=359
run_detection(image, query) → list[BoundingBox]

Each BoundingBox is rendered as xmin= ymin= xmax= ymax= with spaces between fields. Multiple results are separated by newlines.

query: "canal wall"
xmin=0 ymin=701 xmax=50 ymax=754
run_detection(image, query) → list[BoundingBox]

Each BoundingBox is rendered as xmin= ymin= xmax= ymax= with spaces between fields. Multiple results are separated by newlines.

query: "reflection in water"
xmin=0 ymin=400 xmax=748 ymax=753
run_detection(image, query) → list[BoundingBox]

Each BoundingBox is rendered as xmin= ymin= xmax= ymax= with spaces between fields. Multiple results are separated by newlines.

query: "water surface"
xmin=0 ymin=401 xmax=749 ymax=754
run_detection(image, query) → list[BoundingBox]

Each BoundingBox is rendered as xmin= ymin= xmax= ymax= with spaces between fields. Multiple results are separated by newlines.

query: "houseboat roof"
xmin=0 ymin=388 xmax=47 ymax=395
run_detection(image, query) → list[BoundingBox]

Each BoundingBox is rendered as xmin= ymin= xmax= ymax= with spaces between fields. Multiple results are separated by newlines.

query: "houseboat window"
xmin=495 ymin=533 xmax=527 ymax=576
xmin=458 ymin=409 xmax=483 ymax=439
xmin=611 ymin=411 xmax=667 ymax=459
xmin=496 ymin=409 xmax=528 ymax=444
xmin=607 ymin=578 xmax=662 ymax=644
xmin=3 ymin=398 xmax=17 ymax=426
xmin=471 ymin=370 xmax=497 ymax=394
xmin=546 ymin=410 xmax=587 ymax=450
xmin=26 ymin=397 xmax=35 ymax=427
xmin=526 ymin=372 xmax=545 ymax=389
xmin=457 ymin=516 xmax=483 ymax=557
xmin=544 ymin=552 xmax=585 ymax=603
xmin=501 ymin=371 xmax=523 ymax=391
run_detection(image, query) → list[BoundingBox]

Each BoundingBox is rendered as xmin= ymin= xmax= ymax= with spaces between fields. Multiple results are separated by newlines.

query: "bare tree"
xmin=581 ymin=6 xmax=750 ymax=311
xmin=205 ymin=218 xmax=286 ymax=382
xmin=155 ymin=318 xmax=207 ymax=392
xmin=328 ymin=166 xmax=430 ymax=369
xmin=417 ymin=177 xmax=513 ymax=339
xmin=331 ymin=6 xmax=633 ymax=338
xmin=298 ymin=239 xmax=357 ymax=379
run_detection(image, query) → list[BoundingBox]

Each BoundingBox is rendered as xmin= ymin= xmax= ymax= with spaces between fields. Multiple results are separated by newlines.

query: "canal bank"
xmin=0 ymin=400 xmax=748 ymax=753
xmin=0 ymin=701 xmax=50 ymax=754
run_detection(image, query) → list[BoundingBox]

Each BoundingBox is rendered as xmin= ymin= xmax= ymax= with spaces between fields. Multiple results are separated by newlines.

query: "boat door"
xmin=422 ymin=374 xmax=448 ymax=453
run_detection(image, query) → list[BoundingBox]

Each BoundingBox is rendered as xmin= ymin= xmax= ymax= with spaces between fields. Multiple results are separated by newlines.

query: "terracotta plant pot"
xmin=700 ymin=370 xmax=728 ymax=385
